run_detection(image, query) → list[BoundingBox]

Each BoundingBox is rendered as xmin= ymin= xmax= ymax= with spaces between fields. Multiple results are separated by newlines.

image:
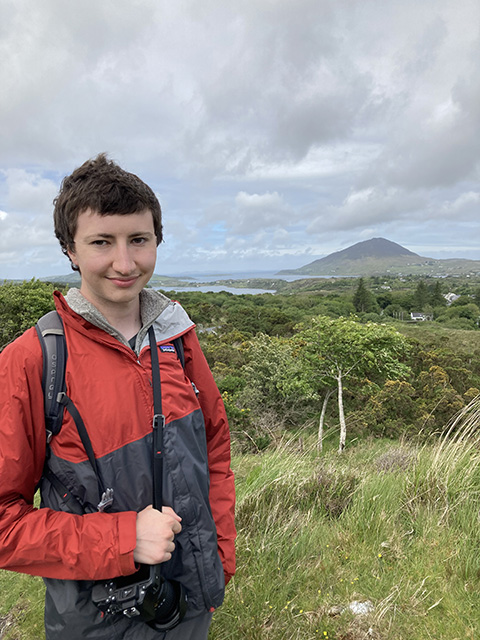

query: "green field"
xmin=2 ymin=399 xmax=480 ymax=639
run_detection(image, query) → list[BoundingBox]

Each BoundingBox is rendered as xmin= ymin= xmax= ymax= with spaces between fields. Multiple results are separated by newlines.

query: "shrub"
xmin=0 ymin=280 xmax=61 ymax=349
xmin=358 ymin=380 xmax=422 ymax=438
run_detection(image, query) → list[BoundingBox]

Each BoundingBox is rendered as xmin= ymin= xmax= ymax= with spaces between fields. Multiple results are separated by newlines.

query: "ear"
xmin=67 ymin=247 xmax=78 ymax=268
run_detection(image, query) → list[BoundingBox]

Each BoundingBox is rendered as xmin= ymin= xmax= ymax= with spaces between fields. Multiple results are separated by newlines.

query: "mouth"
xmin=107 ymin=276 xmax=140 ymax=288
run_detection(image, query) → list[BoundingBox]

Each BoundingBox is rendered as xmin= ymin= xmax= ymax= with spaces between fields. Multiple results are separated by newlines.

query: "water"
xmin=166 ymin=270 xmax=322 ymax=283
xmin=158 ymin=270 xmax=325 ymax=295
xmin=164 ymin=284 xmax=276 ymax=295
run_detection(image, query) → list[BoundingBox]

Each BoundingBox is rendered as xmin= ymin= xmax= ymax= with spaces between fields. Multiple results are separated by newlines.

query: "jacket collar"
xmin=60 ymin=288 xmax=171 ymax=352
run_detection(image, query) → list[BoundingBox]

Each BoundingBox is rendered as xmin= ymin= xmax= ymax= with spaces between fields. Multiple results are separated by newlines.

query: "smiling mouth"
xmin=108 ymin=276 xmax=140 ymax=286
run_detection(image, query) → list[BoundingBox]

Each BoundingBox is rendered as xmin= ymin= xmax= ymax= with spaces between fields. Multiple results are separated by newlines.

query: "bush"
xmin=0 ymin=280 xmax=62 ymax=349
xmin=238 ymin=333 xmax=313 ymax=424
xmin=436 ymin=316 xmax=478 ymax=330
xmin=358 ymin=380 xmax=422 ymax=438
xmin=416 ymin=366 xmax=465 ymax=432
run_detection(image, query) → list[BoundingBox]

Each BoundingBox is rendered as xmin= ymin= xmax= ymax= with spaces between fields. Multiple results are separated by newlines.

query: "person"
xmin=0 ymin=154 xmax=236 ymax=639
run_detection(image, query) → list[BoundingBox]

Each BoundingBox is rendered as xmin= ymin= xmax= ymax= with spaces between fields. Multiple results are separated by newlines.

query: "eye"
xmin=131 ymin=236 xmax=147 ymax=245
xmin=91 ymin=239 xmax=108 ymax=246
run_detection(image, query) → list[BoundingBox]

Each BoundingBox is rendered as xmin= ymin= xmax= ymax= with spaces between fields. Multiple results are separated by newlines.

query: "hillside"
xmin=278 ymin=237 xmax=480 ymax=277
xmin=34 ymin=273 xmax=193 ymax=287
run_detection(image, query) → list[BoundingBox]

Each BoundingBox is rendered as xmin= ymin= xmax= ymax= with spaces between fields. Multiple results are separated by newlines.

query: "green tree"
xmin=239 ymin=333 xmax=310 ymax=419
xmin=413 ymin=281 xmax=429 ymax=311
xmin=295 ymin=316 xmax=411 ymax=452
xmin=376 ymin=291 xmax=393 ymax=309
xmin=430 ymin=281 xmax=446 ymax=308
xmin=0 ymin=280 xmax=60 ymax=349
xmin=353 ymin=278 xmax=378 ymax=313
xmin=436 ymin=302 xmax=480 ymax=329
xmin=233 ymin=333 xmax=311 ymax=449
xmin=384 ymin=303 xmax=408 ymax=321
xmin=450 ymin=295 xmax=474 ymax=307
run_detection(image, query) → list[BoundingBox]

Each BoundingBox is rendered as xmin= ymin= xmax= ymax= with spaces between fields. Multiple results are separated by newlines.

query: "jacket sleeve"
xmin=182 ymin=329 xmax=236 ymax=583
xmin=0 ymin=331 xmax=137 ymax=581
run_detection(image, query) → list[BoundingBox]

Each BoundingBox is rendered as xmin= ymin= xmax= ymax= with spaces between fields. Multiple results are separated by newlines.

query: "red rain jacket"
xmin=0 ymin=291 xmax=235 ymax=638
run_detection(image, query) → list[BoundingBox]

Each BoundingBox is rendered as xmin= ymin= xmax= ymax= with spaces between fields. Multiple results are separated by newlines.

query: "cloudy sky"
xmin=1 ymin=0 xmax=479 ymax=280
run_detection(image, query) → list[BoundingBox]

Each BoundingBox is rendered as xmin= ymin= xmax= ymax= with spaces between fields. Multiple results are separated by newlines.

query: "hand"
xmin=133 ymin=505 xmax=182 ymax=565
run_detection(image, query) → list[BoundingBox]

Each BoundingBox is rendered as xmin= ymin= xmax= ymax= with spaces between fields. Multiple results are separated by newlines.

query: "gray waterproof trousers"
xmin=159 ymin=611 xmax=214 ymax=639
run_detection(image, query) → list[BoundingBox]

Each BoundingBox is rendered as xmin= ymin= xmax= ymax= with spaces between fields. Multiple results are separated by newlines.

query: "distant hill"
xmin=36 ymin=273 xmax=193 ymax=287
xmin=39 ymin=273 xmax=82 ymax=286
xmin=278 ymin=237 xmax=480 ymax=277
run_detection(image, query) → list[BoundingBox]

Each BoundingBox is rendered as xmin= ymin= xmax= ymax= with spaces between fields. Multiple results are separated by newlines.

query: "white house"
xmin=410 ymin=312 xmax=433 ymax=321
xmin=444 ymin=293 xmax=460 ymax=305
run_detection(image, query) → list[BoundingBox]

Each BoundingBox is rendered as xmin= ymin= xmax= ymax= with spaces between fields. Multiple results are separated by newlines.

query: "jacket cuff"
xmin=116 ymin=511 xmax=138 ymax=575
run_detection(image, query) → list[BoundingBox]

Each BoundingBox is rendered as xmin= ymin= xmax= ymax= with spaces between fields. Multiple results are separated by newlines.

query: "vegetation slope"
xmin=1 ymin=277 xmax=480 ymax=639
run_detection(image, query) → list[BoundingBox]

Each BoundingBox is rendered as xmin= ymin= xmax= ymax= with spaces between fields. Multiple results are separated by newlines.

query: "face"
xmin=67 ymin=208 xmax=157 ymax=317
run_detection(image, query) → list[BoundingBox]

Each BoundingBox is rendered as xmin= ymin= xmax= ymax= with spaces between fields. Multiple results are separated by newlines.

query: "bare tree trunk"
xmin=337 ymin=370 xmax=346 ymax=453
xmin=318 ymin=389 xmax=333 ymax=453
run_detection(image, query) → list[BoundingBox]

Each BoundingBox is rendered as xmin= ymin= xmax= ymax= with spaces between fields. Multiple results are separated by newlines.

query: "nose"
xmin=112 ymin=243 xmax=136 ymax=274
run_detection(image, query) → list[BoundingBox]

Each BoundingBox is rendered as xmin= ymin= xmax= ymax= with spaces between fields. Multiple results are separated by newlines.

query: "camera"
xmin=91 ymin=564 xmax=187 ymax=631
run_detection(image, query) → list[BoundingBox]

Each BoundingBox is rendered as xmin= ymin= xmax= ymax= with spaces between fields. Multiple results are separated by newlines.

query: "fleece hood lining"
xmin=64 ymin=288 xmax=173 ymax=353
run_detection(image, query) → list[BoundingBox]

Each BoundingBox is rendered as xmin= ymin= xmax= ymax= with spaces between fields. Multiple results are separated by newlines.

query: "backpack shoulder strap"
xmin=172 ymin=336 xmax=185 ymax=369
xmin=35 ymin=311 xmax=109 ymax=513
xmin=35 ymin=310 xmax=67 ymax=442
xmin=172 ymin=335 xmax=199 ymax=396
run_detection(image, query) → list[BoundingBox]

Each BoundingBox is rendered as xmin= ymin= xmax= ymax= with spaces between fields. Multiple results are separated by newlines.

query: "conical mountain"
xmin=278 ymin=238 xmax=480 ymax=277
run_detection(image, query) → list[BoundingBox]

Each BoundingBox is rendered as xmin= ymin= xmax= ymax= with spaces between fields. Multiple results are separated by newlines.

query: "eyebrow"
xmin=84 ymin=231 xmax=155 ymax=240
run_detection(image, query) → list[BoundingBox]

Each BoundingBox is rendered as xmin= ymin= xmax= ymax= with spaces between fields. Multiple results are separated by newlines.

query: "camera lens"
xmin=148 ymin=579 xmax=187 ymax=631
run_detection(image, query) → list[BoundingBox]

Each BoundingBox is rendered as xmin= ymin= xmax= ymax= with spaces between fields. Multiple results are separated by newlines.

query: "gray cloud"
xmin=0 ymin=0 xmax=479 ymax=278
xmin=308 ymin=187 xmax=427 ymax=233
xmin=228 ymin=191 xmax=292 ymax=235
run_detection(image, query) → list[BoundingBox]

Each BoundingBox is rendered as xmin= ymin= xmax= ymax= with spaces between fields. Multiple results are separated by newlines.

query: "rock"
xmin=328 ymin=600 xmax=375 ymax=617
xmin=348 ymin=600 xmax=374 ymax=615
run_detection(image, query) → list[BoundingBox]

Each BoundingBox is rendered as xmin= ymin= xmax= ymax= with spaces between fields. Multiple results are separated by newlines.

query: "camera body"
xmin=92 ymin=564 xmax=187 ymax=631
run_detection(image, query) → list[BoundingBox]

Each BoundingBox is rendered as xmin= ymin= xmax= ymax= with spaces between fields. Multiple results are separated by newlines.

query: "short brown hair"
xmin=54 ymin=153 xmax=163 ymax=270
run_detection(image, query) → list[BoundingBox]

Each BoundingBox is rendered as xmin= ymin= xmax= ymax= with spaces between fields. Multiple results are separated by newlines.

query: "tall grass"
xmin=2 ymin=399 xmax=480 ymax=638
xmin=211 ymin=397 xmax=480 ymax=639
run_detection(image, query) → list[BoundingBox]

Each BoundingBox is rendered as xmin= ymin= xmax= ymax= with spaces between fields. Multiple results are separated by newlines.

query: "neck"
xmin=79 ymin=290 xmax=143 ymax=340
xmin=108 ymin=312 xmax=142 ymax=341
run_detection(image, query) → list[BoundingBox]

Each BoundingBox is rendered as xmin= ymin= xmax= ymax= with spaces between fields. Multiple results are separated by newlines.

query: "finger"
xmin=140 ymin=504 xmax=153 ymax=513
xmin=162 ymin=506 xmax=182 ymax=522
xmin=160 ymin=542 xmax=175 ymax=563
xmin=172 ymin=520 xmax=182 ymax=535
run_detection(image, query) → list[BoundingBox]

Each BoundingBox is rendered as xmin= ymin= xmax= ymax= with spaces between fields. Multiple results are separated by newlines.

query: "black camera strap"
xmin=146 ymin=328 xmax=188 ymax=630
xmin=92 ymin=327 xmax=188 ymax=629
xmin=148 ymin=326 xmax=164 ymax=511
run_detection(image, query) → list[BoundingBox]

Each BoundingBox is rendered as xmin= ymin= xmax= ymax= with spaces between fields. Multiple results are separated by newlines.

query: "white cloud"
xmin=0 ymin=220 xmax=57 ymax=252
xmin=1 ymin=0 xmax=480 ymax=278
xmin=2 ymin=169 xmax=58 ymax=214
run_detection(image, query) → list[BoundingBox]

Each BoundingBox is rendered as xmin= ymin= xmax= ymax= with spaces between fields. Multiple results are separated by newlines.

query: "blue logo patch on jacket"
xmin=160 ymin=344 xmax=176 ymax=353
